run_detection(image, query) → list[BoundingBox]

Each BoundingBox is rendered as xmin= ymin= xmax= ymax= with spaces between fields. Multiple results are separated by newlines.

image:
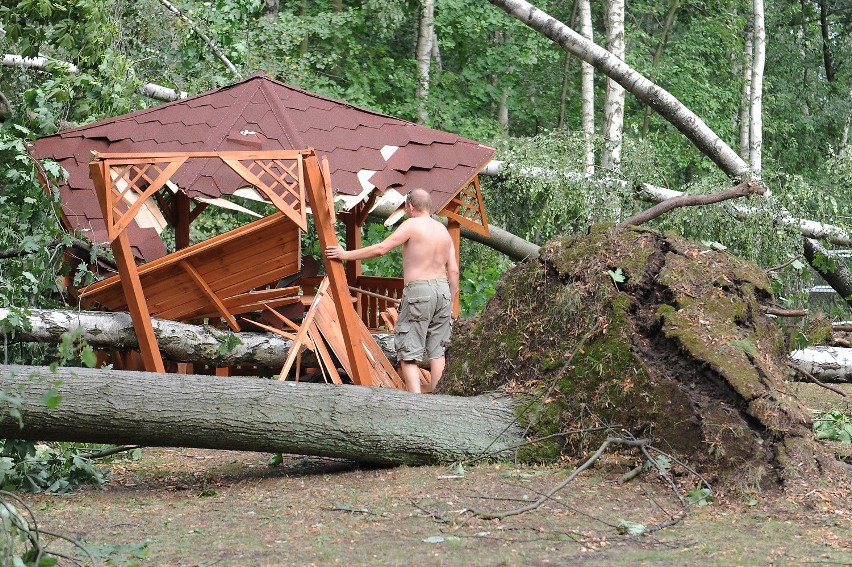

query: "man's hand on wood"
xmin=325 ymin=245 xmax=346 ymax=260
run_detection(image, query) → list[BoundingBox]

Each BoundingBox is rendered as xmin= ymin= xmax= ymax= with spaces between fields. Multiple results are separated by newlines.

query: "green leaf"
xmin=39 ymin=387 xmax=62 ymax=410
xmin=617 ymin=519 xmax=647 ymax=535
xmin=608 ymin=267 xmax=625 ymax=284
xmin=80 ymin=345 xmax=97 ymax=368
xmin=686 ymin=486 xmax=713 ymax=506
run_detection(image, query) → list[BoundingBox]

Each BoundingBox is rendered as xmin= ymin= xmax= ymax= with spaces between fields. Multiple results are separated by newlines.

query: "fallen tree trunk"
xmin=790 ymin=347 xmax=852 ymax=383
xmin=0 ymin=308 xmax=396 ymax=370
xmin=804 ymin=238 xmax=852 ymax=311
xmin=0 ymin=365 xmax=521 ymax=466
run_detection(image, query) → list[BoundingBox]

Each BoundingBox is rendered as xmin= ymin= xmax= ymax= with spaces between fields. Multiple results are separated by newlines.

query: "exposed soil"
xmin=21 ymin=428 xmax=852 ymax=566
xmin=443 ymin=226 xmax=850 ymax=495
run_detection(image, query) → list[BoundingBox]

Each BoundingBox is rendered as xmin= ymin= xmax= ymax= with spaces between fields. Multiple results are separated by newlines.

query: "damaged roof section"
xmin=31 ymin=73 xmax=495 ymax=261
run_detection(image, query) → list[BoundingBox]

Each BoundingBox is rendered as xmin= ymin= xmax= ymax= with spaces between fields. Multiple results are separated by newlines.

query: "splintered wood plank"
xmin=261 ymin=303 xmax=302 ymax=333
xmin=313 ymin=297 xmax=352 ymax=382
xmin=279 ymin=278 xmax=329 ymax=380
xmin=238 ymin=318 xmax=300 ymax=344
xmin=358 ymin=324 xmax=405 ymax=389
xmin=308 ymin=326 xmax=342 ymax=385
xmin=380 ymin=307 xmax=399 ymax=331
xmin=313 ymin=293 xmax=403 ymax=389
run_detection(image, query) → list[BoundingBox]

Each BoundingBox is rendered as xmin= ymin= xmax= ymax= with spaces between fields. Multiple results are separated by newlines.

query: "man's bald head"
xmin=406 ymin=188 xmax=433 ymax=213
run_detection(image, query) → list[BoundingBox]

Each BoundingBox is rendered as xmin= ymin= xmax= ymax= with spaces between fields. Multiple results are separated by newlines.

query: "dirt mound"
xmin=444 ymin=225 xmax=848 ymax=494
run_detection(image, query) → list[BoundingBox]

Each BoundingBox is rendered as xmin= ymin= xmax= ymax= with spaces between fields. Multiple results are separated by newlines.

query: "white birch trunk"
xmin=790 ymin=348 xmax=852 ymax=383
xmin=3 ymin=54 xmax=185 ymax=103
xmin=579 ymin=0 xmax=595 ymax=175
xmin=601 ymin=0 xmax=625 ymax=173
xmin=415 ymin=0 xmax=435 ymax=125
xmin=738 ymin=31 xmax=753 ymax=161
xmin=748 ymin=0 xmax=765 ymax=174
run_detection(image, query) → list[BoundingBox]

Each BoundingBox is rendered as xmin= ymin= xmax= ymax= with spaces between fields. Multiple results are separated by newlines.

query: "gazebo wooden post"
xmin=88 ymin=160 xmax=165 ymax=373
xmin=447 ymin=219 xmax=461 ymax=317
xmin=174 ymin=191 xmax=191 ymax=250
xmin=343 ymin=210 xmax=362 ymax=285
xmin=303 ymin=153 xmax=373 ymax=385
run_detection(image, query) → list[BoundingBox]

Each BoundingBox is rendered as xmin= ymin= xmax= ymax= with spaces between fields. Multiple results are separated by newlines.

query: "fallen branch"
xmin=153 ymin=0 xmax=241 ymax=79
xmin=763 ymin=307 xmax=808 ymax=317
xmin=804 ymin=237 xmax=852 ymax=311
xmin=467 ymin=436 xmax=649 ymax=520
xmin=786 ymin=361 xmax=847 ymax=397
xmin=617 ymin=180 xmax=764 ymax=230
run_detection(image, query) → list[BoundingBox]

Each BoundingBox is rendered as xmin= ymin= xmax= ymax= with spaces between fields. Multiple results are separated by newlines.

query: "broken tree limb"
xmin=482 ymin=161 xmax=852 ymax=249
xmin=0 ymin=365 xmax=523 ymax=466
xmin=803 ymin=238 xmax=852 ymax=312
xmin=3 ymin=54 xmax=188 ymax=102
xmin=0 ymin=308 xmax=396 ymax=370
xmin=367 ymin=200 xmax=541 ymax=261
xmin=617 ymin=180 xmax=765 ymax=229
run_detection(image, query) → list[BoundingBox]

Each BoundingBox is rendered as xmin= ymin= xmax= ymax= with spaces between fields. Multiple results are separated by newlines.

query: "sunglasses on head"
xmin=405 ymin=192 xmax=411 ymax=206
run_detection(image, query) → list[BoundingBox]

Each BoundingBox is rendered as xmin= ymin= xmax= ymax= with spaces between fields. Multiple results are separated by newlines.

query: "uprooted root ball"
xmin=444 ymin=225 xmax=848 ymax=495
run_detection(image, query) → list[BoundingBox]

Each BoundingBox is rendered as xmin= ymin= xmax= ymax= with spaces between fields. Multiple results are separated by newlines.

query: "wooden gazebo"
xmin=30 ymin=74 xmax=495 ymax=383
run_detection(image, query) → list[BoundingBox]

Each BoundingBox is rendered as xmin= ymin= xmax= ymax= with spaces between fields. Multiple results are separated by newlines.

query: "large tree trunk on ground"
xmin=0 ymin=308 xmax=396 ymax=370
xmin=790 ymin=347 xmax=852 ymax=383
xmin=0 ymin=365 xmax=522 ymax=465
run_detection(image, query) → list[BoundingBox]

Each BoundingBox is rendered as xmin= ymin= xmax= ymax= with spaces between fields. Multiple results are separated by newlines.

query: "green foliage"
xmin=813 ymin=410 xmax=852 ymax=443
xmin=686 ymin=486 xmax=714 ymax=506
xmin=459 ymin=265 xmax=500 ymax=317
xmin=0 ymin=441 xmax=106 ymax=494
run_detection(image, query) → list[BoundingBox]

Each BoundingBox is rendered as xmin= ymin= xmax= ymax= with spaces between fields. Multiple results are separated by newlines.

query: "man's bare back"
xmin=399 ymin=216 xmax=453 ymax=284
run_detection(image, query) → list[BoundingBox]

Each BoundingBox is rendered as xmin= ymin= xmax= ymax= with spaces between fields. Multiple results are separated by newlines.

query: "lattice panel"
xmin=439 ymin=175 xmax=490 ymax=236
xmin=223 ymin=154 xmax=307 ymax=230
xmin=109 ymin=162 xmax=171 ymax=216
xmin=104 ymin=158 xmax=187 ymax=241
xmin=240 ymin=158 xmax=302 ymax=209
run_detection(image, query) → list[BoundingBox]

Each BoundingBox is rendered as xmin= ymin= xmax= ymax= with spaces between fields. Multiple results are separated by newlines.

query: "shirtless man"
xmin=325 ymin=188 xmax=459 ymax=393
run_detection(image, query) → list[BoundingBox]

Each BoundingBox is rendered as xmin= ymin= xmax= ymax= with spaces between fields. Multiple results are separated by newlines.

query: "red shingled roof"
xmin=31 ymin=73 xmax=495 ymax=261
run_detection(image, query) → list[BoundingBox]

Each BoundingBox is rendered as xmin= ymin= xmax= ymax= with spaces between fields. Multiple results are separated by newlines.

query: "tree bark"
xmin=415 ymin=0 xmax=435 ymax=124
xmin=617 ymin=180 xmax=764 ymax=229
xmin=0 ymin=308 xmax=396 ymax=370
xmin=579 ymin=0 xmax=595 ymax=174
xmin=749 ymin=0 xmax=765 ymax=174
xmin=738 ymin=28 xmax=753 ymax=160
xmin=601 ymin=0 xmax=625 ymax=172
xmin=0 ymin=365 xmax=523 ymax=465
xmin=803 ymin=238 xmax=852 ymax=311
xmin=790 ymin=347 xmax=852 ymax=383
xmin=818 ymin=0 xmax=835 ymax=83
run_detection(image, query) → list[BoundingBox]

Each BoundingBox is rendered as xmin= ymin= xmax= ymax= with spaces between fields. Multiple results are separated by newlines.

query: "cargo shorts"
xmin=394 ymin=278 xmax=453 ymax=362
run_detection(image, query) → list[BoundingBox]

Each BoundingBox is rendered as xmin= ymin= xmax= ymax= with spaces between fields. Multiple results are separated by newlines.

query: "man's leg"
xmin=400 ymin=360 xmax=422 ymax=394
xmin=423 ymin=356 xmax=444 ymax=393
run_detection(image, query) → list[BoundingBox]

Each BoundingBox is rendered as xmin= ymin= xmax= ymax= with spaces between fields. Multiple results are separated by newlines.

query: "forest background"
xmin=0 ymin=0 xmax=851 ymax=355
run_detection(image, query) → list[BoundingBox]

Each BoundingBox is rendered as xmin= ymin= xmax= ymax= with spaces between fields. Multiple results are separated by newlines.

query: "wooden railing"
xmin=354 ymin=276 xmax=404 ymax=331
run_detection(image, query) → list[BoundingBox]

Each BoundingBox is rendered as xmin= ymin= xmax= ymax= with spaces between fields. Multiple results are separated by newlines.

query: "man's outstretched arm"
xmin=325 ymin=223 xmax=411 ymax=261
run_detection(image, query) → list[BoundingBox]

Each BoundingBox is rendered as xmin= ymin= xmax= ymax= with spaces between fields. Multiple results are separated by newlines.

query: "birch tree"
xmin=738 ymin=27 xmax=753 ymax=161
xmin=600 ymin=0 xmax=625 ymax=172
xmin=579 ymin=0 xmax=595 ymax=174
xmin=749 ymin=0 xmax=765 ymax=174
xmin=415 ymin=0 xmax=435 ymax=124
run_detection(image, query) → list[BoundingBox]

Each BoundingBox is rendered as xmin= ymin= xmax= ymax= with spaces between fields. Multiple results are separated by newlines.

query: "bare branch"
xmin=617 ymin=180 xmax=765 ymax=230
